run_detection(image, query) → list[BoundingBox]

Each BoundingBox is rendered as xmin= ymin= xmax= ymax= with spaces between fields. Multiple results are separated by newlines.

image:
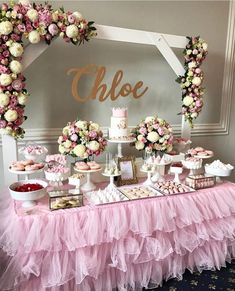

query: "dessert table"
xmin=1 ymin=181 xmax=235 ymax=291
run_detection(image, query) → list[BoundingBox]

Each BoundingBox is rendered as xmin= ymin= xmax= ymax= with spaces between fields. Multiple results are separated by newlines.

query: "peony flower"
xmin=59 ymin=144 xmax=66 ymax=154
xmin=64 ymin=139 xmax=72 ymax=148
xmin=88 ymin=140 xmax=100 ymax=151
xmin=0 ymin=74 xmax=12 ymax=86
xmin=66 ymin=24 xmax=79 ymax=38
xmin=89 ymin=122 xmax=100 ymax=131
xmin=73 ymin=144 xmax=86 ymax=157
xmin=9 ymin=60 xmax=22 ymax=74
xmin=17 ymin=93 xmax=28 ymax=105
xmin=73 ymin=11 xmax=83 ymax=21
xmin=191 ymin=112 xmax=198 ymax=118
xmin=145 ymin=116 xmax=155 ymax=123
xmin=0 ymin=93 xmax=10 ymax=106
xmin=0 ymin=21 xmax=13 ymax=35
xmin=192 ymin=76 xmax=201 ymax=86
xmin=28 ymin=30 xmax=41 ymax=44
xmin=75 ymin=120 xmax=87 ymax=129
xmin=183 ymin=96 xmax=194 ymax=106
xmin=48 ymin=24 xmax=59 ymax=36
xmin=147 ymin=131 xmax=159 ymax=143
xmin=188 ymin=61 xmax=196 ymax=69
xmin=27 ymin=9 xmax=39 ymax=22
xmin=9 ymin=43 xmax=24 ymax=57
xmin=135 ymin=140 xmax=145 ymax=150
xmin=202 ymin=42 xmax=208 ymax=51
xmin=4 ymin=109 xmax=18 ymax=122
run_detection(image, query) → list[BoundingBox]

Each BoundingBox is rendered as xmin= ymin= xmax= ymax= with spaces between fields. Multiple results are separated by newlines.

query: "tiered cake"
xmin=109 ymin=108 xmax=129 ymax=139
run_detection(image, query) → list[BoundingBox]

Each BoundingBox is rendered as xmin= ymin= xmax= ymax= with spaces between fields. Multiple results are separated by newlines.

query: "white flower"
xmin=75 ymin=120 xmax=87 ymax=130
xmin=0 ymin=126 xmax=12 ymax=135
xmin=186 ymin=50 xmax=192 ymax=55
xmin=64 ymin=140 xmax=72 ymax=148
xmin=0 ymin=93 xmax=10 ymax=106
xmin=137 ymin=134 xmax=144 ymax=141
xmin=135 ymin=141 xmax=145 ymax=150
xmin=0 ymin=21 xmax=13 ymax=35
xmin=147 ymin=131 xmax=159 ymax=143
xmin=52 ymin=12 xmax=59 ymax=22
xmin=73 ymin=11 xmax=83 ymax=21
xmin=89 ymin=122 xmax=100 ymax=131
xmin=188 ymin=61 xmax=196 ymax=69
xmin=59 ymin=144 xmax=66 ymax=154
xmin=187 ymin=70 xmax=193 ymax=77
xmin=28 ymin=30 xmax=41 ymax=44
xmin=192 ymin=77 xmax=201 ymax=86
xmin=62 ymin=126 xmax=69 ymax=135
xmin=9 ymin=43 xmax=24 ymax=57
xmin=145 ymin=116 xmax=155 ymax=123
xmin=9 ymin=60 xmax=22 ymax=74
xmin=0 ymin=74 xmax=12 ymax=86
xmin=19 ymin=0 xmax=30 ymax=5
xmin=4 ymin=109 xmax=18 ymax=122
xmin=73 ymin=144 xmax=86 ymax=157
xmin=26 ymin=9 xmax=39 ymax=22
xmin=159 ymin=137 xmax=165 ymax=144
xmin=184 ymin=81 xmax=190 ymax=87
xmin=202 ymin=42 xmax=208 ymax=51
xmin=88 ymin=140 xmax=100 ymax=151
xmin=18 ymin=93 xmax=28 ymax=105
xmin=183 ymin=96 xmax=194 ymax=106
xmin=66 ymin=25 xmax=79 ymax=38
xmin=191 ymin=112 xmax=198 ymax=118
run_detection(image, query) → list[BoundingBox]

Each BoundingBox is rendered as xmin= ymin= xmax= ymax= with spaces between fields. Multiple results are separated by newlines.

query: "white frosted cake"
xmin=109 ymin=108 xmax=130 ymax=139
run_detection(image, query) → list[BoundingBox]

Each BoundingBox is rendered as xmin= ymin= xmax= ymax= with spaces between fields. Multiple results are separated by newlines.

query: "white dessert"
xmin=205 ymin=160 xmax=234 ymax=177
xmin=109 ymin=108 xmax=130 ymax=139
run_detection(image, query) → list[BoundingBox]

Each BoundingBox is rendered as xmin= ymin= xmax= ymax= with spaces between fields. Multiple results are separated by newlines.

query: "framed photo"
xmin=117 ymin=156 xmax=138 ymax=186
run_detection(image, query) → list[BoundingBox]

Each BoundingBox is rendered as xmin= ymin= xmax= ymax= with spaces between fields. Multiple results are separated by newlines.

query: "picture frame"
xmin=117 ymin=156 xmax=138 ymax=186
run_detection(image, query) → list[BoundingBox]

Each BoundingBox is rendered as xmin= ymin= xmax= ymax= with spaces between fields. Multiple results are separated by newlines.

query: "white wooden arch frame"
xmin=2 ymin=24 xmax=190 ymax=185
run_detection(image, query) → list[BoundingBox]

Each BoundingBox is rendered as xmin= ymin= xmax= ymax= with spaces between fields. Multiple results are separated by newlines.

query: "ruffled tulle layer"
xmin=1 ymin=182 xmax=235 ymax=290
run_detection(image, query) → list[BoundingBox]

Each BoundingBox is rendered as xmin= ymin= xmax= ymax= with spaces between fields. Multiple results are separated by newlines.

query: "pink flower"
xmin=139 ymin=127 xmax=147 ymax=135
xmin=89 ymin=131 xmax=97 ymax=139
xmin=0 ymin=119 xmax=7 ymax=128
xmin=195 ymin=100 xmax=202 ymax=107
xmin=26 ymin=24 xmax=33 ymax=32
xmin=0 ymin=107 xmax=5 ymax=114
xmin=14 ymin=117 xmax=24 ymax=126
xmin=158 ymin=127 xmax=165 ymax=136
xmin=1 ymin=58 xmax=8 ymax=66
xmin=1 ymin=3 xmax=8 ymax=11
xmin=48 ymin=24 xmax=59 ymax=36
xmin=38 ymin=10 xmax=52 ymax=26
xmin=3 ymin=50 xmax=9 ymax=58
xmin=11 ymin=34 xmax=21 ymax=42
xmin=12 ymin=79 xmax=23 ymax=91
xmin=68 ymin=14 xmax=75 ymax=24
xmin=18 ymin=24 xmax=26 ymax=32
xmin=70 ymin=133 xmax=78 ymax=142
xmin=152 ymin=123 xmax=159 ymax=130
xmin=0 ymin=65 xmax=8 ymax=74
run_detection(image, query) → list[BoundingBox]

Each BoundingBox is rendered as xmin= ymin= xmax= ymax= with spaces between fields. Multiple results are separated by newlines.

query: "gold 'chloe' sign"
xmin=67 ymin=64 xmax=148 ymax=103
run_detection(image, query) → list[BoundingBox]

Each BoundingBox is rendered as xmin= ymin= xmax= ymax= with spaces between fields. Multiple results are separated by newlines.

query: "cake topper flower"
xmin=0 ymin=0 xmax=96 ymax=138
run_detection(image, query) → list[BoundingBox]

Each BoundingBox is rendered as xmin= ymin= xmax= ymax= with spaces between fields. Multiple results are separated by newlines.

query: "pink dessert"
xmin=112 ymin=107 xmax=127 ymax=118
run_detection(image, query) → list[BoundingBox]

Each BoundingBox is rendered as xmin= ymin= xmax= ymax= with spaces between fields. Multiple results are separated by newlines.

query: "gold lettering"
xmin=67 ymin=64 xmax=148 ymax=102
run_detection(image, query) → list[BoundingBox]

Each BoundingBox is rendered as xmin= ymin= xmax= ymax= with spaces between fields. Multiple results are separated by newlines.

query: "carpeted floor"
xmin=144 ymin=260 xmax=235 ymax=291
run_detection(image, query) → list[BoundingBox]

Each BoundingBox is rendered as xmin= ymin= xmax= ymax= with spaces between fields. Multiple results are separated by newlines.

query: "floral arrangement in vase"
xmin=58 ymin=120 xmax=107 ymax=159
xmin=0 ymin=0 xmax=96 ymax=138
xmin=131 ymin=116 xmax=173 ymax=154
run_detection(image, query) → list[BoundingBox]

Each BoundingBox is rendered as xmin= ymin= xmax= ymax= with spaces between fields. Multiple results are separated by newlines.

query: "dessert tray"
xmin=118 ymin=185 xmax=163 ymax=200
xmin=152 ymin=181 xmax=195 ymax=196
xmin=85 ymin=188 xmax=128 ymax=205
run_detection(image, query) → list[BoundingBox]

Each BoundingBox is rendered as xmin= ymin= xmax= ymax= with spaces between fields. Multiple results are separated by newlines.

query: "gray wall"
xmin=1 ymin=1 xmax=234 ymax=188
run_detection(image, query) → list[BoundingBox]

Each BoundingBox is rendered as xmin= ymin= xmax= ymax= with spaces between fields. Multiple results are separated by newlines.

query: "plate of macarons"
xmin=187 ymin=147 xmax=214 ymax=159
xmin=9 ymin=160 xmax=44 ymax=175
xmin=74 ymin=161 xmax=102 ymax=172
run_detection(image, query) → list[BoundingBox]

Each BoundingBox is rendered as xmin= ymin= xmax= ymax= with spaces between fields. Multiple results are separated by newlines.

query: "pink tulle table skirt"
xmin=1 ymin=181 xmax=235 ymax=291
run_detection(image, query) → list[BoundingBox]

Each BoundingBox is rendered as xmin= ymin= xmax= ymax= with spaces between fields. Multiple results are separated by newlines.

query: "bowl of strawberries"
xmin=9 ymin=179 xmax=48 ymax=208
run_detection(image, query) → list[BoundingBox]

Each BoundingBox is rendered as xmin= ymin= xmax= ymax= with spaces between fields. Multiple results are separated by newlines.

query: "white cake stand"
xmin=102 ymin=172 xmax=121 ymax=189
xmin=108 ymin=138 xmax=136 ymax=158
xmin=74 ymin=167 xmax=102 ymax=192
xmin=9 ymin=167 xmax=44 ymax=180
xmin=150 ymin=161 xmax=172 ymax=182
xmin=140 ymin=169 xmax=154 ymax=186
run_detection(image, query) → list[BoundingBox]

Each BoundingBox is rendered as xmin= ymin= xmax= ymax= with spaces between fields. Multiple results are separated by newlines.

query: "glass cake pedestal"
xmin=108 ymin=138 xmax=136 ymax=158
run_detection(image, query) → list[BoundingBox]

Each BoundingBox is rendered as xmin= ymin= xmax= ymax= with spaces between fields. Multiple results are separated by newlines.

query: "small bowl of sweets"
xmin=9 ymin=179 xmax=48 ymax=208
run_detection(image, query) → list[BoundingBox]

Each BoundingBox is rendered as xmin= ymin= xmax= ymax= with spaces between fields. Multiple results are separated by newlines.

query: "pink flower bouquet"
xmin=132 ymin=116 xmax=173 ymax=153
xmin=58 ymin=120 xmax=107 ymax=159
